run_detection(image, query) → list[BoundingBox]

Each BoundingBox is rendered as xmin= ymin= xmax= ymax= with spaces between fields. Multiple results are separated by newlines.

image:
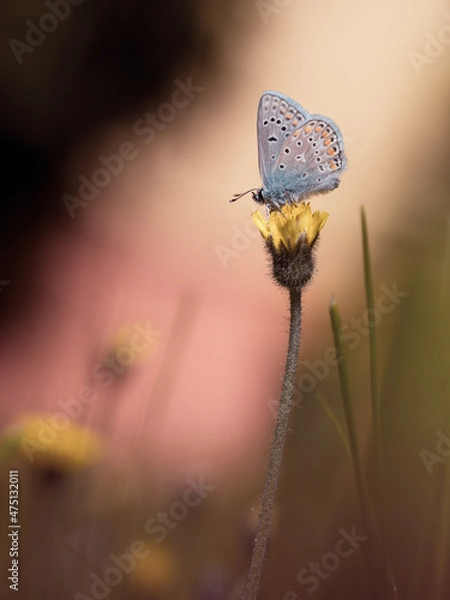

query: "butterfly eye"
xmin=281 ymin=126 xmax=287 ymax=131
xmin=319 ymin=164 xmax=325 ymax=172
xmin=317 ymin=177 xmax=322 ymax=182
xmin=276 ymin=119 xmax=282 ymax=125
xmin=316 ymin=157 xmax=322 ymax=162
xmin=278 ymin=164 xmax=286 ymax=170
xmin=301 ymin=173 xmax=307 ymax=178
xmin=314 ymin=150 xmax=319 ymax=155
xmin=263 ymin=120 xmax=269 ymax=126
xmin=296 ymin=140 xmax=302 ymax=147
xmin=308 ymin=137 xmax=313 ymax=142
xmin=270 ymin=117 xmax=276 ymax=122
xmin=284 ymin=148 xmax=291 ymax=154
xmin=312 ymin=142 xmax=317 ymax=148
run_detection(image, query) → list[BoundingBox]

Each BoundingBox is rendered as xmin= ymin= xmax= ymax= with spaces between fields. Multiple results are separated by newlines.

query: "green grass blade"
xmin=361 ymin=206 xmax=382 ymax=483
xmin=315 ymin=391 xmax=351 ymax=459
xmin=329 ymin=298 xmax=385 ymax=594
xmin=361 ymin=208 xmax=400 ymax=599
xmin=329 ymin=299 xmax=370 ymax=518
xmin=430 ymin=214 xmax=450 ymax=600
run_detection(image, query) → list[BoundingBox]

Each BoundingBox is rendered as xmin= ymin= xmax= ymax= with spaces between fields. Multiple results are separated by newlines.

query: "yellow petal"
xmin=251 ymin=211 xmax=270 ymax=239
xmin=252 ymin=202 xmax=329 ymax=253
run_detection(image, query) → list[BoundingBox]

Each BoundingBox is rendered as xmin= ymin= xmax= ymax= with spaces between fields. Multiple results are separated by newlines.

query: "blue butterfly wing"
xmin=257 ymin=91 xmax=347 ymax=204
xmin=257 ymin=91 xmax=309 ymax=193
xmin=272 ymin=115 xmax=347 ymax=200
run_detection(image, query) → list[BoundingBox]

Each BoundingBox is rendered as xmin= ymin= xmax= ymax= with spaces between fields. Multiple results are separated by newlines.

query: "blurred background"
xmin=0 ymin=0 xmax=449 ymax=598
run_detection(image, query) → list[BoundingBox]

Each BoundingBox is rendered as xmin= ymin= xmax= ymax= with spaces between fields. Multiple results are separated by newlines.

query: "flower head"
xmin=105 ymin=321 xmax=160 ymax=369
xmin=252 ymin=202 xmax=329 ymax=253
xmin=13 ymin=414 xmax=103 ymax=473
xmin=252 ymin=202 xmax=329 ymax=291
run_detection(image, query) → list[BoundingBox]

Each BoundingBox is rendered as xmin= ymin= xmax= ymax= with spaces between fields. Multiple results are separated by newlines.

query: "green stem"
xmin=361 ymin=207 xmax=383 ymax=492
xmin=329 ymin=300 xmax=372 ymax=525
xmin=243 ymin=287 xmax=302 ymax=600
xmin=430 ymin=215 xmax=450 ymax=600
xmin=329 ymin=299 xmax=381 ymax=587
xmin=361 ymin=207 xmax=399 ymax=600
xmin=315 ymin=391 xmax=351 ymax=459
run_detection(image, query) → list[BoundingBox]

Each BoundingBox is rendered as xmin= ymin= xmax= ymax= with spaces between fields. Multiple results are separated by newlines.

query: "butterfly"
xmin=231 ymin=91 xmax=347 ymax=210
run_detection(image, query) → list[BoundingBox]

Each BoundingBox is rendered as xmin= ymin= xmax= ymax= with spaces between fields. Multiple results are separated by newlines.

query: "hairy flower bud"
xmin=252 ymin=202 xmax=329 ymax=291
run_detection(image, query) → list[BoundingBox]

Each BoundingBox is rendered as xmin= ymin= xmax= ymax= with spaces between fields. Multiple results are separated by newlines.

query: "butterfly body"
xmin=252 ymin=91 xmax=346 ymax=210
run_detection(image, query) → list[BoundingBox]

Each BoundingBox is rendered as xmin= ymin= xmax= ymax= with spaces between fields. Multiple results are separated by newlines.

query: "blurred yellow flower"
xmin=252 ymin=201 xmax=329 ymax=253
xmin=130 ymin=544 xmax=178 ymax=594
xmin=15 ymin=415 xmax=102 ymax=472
xmin=105 ymin=321 xmax=160 ymax=368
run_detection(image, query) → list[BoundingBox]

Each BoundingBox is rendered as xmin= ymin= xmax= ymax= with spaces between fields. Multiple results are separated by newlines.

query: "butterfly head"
xmin=251 ymin=189 xmax=265 ymax=204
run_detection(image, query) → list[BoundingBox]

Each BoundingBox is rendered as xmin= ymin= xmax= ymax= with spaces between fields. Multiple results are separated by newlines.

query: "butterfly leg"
xmin=267 ymin=199 xmax=281 ymax=212
xmin=265 ymin=201 xmax=281 ymax=217
xmin=286 ymin=192 xmax=297 ymax=206
xmin=267 ymin=201 xmax=288 ymax=220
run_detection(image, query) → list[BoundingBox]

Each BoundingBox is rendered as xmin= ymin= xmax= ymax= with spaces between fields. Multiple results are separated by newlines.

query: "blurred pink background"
xmin=1 ymin=0 xmax=449 ymax=483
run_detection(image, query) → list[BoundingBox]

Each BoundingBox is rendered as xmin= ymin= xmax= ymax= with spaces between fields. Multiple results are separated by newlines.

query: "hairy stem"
xmin=243 ymin=287 xmax=302 ymax=600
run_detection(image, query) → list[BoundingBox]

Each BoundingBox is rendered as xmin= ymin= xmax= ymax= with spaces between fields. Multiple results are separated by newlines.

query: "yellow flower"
xmin=252 ymin=202 xmax=329 ymax=253
xmin=14 ymin=414 xmax=102 ymax=472
xmin=130 ymin=544 xmax=178 ymax=594
xmin=251 ymin=201 xmax=330 ymax=291
xmin=105 ymin=321 xmax=160 ymax=368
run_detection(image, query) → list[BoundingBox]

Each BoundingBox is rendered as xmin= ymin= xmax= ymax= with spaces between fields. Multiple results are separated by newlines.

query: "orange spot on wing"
xmin=330 ymin=163 xmax=337 ymax=170
xmin=324 ymin=138 xmax=332 ymax=146
xmin=304 ymin=126 xmax=312 ymax=134
xmin=322 ymin=131 xmax=330 ymax=138
xmin=327 ymin=148 xmax=336 ymax=156
xmin=285 ymin=114 xmax=292 ymax=120
xmin=315 ymin=126 xmax=322 ymax=133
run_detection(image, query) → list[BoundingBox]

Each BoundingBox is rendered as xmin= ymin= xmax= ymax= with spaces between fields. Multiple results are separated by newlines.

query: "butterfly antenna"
xmin=229 ymin=188 xmax=260 ymax=203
